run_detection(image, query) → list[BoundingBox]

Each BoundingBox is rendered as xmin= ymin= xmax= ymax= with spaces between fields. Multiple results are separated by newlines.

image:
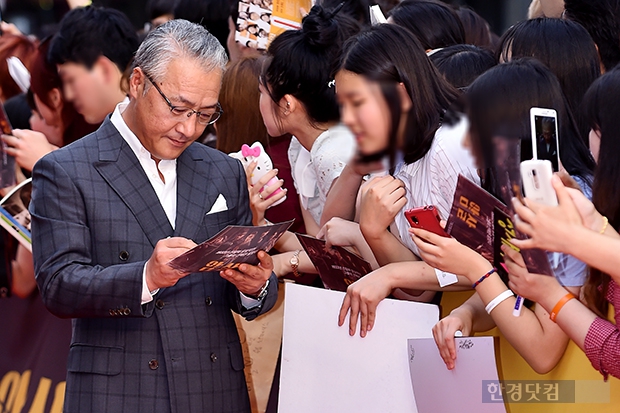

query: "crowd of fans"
xmin=2 ymin=0 xmax=620 ymax=411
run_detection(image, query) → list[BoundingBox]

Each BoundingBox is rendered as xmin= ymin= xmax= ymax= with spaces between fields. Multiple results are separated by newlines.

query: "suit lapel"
xmin=174 ymin=145 xmax=221 ymax=240
xmin=93 ymin=119 xmax=173 ymax=247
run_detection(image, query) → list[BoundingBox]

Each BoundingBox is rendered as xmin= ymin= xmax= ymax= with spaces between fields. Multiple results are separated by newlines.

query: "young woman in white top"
xmin=329 ymin=24 xmax=479 ymax=337
xmin=258 ymin=6 xmax=357 ymax=236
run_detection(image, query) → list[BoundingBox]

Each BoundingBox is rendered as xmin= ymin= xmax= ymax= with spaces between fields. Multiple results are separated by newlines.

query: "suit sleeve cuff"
xmin=141 ymin=263 xmax=159 ymax=304
xmin=239 ymin=292 xmax=262 ymax=309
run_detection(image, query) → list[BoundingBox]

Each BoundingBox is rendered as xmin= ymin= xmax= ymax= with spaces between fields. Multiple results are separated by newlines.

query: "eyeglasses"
xmin=143 ymin=71 xmax=223 ymax=125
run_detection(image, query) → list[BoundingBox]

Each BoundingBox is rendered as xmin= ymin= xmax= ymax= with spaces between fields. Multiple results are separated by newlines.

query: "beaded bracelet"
xmin=549 ymin=292 xmax=576 ymax=322
xmin=472 ymin=268 xmax=497 ymax=289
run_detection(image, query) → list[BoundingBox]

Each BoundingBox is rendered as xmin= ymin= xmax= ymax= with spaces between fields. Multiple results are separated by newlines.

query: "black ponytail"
xmin=302 ymin=5 xmax=341 ymax=49
xmin=261 ymin=5 xmax=355 ymax=125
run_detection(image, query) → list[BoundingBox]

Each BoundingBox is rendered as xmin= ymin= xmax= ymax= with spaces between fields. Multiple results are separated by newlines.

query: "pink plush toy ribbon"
xmin=241 ymin=144 xmax=261 ymax=157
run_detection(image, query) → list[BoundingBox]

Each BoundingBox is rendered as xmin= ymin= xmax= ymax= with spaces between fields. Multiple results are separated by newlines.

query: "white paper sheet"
xmin=279 ymin=283 xmax=439 ymax=413
xmin=408 ymin=337 xmax=506 ymax=413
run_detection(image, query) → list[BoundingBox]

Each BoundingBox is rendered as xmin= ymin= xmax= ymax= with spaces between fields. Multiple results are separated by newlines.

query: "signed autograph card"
xmin=407 ymin=336 xmax=506 ymax=413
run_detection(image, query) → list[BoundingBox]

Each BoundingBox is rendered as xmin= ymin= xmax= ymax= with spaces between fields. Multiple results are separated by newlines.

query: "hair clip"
xmin=327 ymin=79 xmax=336 ymax=88
xmin=328 ymin=1 xmax=346 ymax=18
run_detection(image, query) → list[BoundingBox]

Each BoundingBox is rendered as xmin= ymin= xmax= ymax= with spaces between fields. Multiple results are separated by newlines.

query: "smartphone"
xmin=530 ymin=107 xmax=560 ymax=172
xmin=520 ymin=159 xmax=558 ymax=206
xmin=404 ymin=205 xmax=449 ymax=237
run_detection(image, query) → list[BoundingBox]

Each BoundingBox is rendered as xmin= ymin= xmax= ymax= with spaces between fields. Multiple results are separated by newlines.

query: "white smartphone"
xmin=530 ymin=107 xmax=560 ymax=172
xmin=520 ymin=159 xmax=558 ymax=206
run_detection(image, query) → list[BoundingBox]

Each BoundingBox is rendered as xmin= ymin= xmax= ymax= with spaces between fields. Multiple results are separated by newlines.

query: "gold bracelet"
xmin=600 ymin=216 xmax=609 ymax=234
xmin=290 ymin=250 xmax=301 ymax=277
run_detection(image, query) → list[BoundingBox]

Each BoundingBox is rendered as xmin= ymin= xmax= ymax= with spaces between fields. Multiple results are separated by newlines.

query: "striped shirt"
xmin=392 ymin=116 xmax=480 ymax=257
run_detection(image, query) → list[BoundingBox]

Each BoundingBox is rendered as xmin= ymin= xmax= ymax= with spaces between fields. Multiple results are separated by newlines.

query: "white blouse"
xmin=288 ymin=124 xmax=355 ymax=225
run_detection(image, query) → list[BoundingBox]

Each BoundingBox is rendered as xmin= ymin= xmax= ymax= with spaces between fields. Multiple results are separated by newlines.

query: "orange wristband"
xmin=549 ymin=293 xmax=576 ymax=322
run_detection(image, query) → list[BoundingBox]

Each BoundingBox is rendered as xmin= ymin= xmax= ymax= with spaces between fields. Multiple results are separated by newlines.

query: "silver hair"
xmin=132 ymin=19 xmax=228 ymax=89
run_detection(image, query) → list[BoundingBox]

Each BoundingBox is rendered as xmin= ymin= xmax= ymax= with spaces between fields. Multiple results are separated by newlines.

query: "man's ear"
xmin=95 ymin=55 xmax=123 ymax=85
xmin=127 ymin=67 xmax=146 ymax=99
xmin=397 ymin=82 xmax=412 ymax=113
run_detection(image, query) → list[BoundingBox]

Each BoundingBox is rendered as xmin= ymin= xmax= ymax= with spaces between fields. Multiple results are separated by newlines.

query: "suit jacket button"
xmin=205 ymin=297 xmax=212 ymax=306
xmin=119 ymin=251 xmax=129 ymax=261
xmin=148 ymin=359 xmax=159 ymax=370
xmin=155 ymin=299 xmax=165 ymax=309
xmin=123 ymin=308 xmax=131 ymax=316
xmin=210 ymin=353 xmax=217 ymax=362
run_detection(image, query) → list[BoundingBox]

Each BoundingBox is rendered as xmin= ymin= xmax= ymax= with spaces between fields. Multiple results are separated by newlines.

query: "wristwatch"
xmin=247 ymin=279 xmax=270 ymax=301
xmin=290 ymin=250 xmax=302 ymax=277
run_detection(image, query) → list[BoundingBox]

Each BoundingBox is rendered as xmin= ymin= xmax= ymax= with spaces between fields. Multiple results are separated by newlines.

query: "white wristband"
xmin=485 ymin=290 xmax=515 ymax=315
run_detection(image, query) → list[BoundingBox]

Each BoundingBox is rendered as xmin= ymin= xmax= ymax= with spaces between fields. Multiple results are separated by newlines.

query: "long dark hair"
xmin=497 ymin=18 xmax=601 ymax=149
xmin=337 ymin=23 xmax=459 ymax=165
xmin=261 ymin=5 xmax=351 ymax=127
xmin=581 ymin=67 xmax=620 ymax=318
xmin=564 ymin=0 xmax=620 ymax=72
xmin=388 ymin=0 xmax=465 ymax=50
xmin=429 ymin=44 xmax=496 ymax=90
xmin=467 ymin=58 xmax=594 ymax=197
xmin=453 ymin=5 xmax=494 ymax=50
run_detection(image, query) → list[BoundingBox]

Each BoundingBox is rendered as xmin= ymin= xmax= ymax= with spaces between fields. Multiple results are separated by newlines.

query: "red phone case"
xmin=404 ymin=205 xmax=449 ymax=237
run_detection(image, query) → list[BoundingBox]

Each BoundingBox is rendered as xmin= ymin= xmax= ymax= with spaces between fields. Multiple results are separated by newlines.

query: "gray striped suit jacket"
xmin=31 ymin=118 xmax=278 ymax=413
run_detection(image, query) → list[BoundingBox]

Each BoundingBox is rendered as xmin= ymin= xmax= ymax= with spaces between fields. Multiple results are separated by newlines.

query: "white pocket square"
xmin=207 ymin=194 xmax=228 ymax=215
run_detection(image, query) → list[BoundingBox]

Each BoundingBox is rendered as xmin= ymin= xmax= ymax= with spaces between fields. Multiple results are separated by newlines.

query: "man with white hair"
xmin=31 ymin=19 xmax=277 ymax=413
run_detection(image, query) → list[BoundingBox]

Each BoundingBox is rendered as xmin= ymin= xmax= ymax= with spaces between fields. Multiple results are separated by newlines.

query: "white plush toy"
xmin=229 ymin=142 xmax=286 ymax=207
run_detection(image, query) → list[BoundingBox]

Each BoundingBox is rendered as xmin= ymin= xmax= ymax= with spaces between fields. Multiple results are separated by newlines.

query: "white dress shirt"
xmin=111 ymin=100 xmax=175 ymax=304
xmin=110 ymin=100 xmax=261 ymax=307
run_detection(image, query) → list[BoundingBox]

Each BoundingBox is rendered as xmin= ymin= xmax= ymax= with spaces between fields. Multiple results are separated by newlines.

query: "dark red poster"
xmin=446 ymin=174 xmax=552 ymax=277
xmin=297 ymin=234 xmax=372 ymax=292
xmin=168 ymin=221 xmax=293 ymax=273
